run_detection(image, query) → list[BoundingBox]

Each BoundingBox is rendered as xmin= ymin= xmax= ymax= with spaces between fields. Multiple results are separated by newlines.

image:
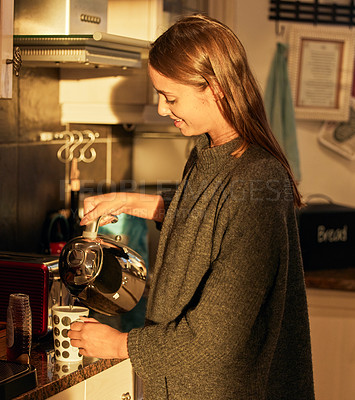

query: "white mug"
xmin=52 ymin=305 xmax=89 ymax=362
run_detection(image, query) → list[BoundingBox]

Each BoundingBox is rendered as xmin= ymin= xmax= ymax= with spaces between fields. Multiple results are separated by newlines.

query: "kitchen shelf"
xmin=269 ymin=0 xmax=355 ymax=27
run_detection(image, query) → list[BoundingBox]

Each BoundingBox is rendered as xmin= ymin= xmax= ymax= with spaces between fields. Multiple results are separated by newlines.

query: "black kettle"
xmin=58 ymin=217 xmax=147 ymax=316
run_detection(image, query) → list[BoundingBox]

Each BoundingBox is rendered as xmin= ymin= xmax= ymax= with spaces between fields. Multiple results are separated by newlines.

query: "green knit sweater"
xmin=128 ymin=134 xmax=315 ymax=400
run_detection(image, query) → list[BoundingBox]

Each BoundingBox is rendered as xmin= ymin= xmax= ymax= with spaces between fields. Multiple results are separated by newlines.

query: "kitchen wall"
xmin=107 ymin=0 xmax=355 ymax=208
xmin=0 ymin=68 xmax=63 ymax=252
xmin=1 ymin=0 xmax=355 ymax=255
xmin=235 ymin=0 xmax=355 ymax=208
xmin=0 ymin=68 xmax=132 ymax=253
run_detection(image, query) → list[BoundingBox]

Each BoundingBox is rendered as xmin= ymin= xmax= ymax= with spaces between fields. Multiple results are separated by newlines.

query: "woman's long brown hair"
xmin=149 ymin=14 xmax=303 ymax=207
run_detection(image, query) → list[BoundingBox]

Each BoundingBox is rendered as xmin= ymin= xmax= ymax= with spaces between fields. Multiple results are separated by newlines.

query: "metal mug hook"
xmin=79 ymin=130 xmax=99 ymax=163
xmin=69 ymin=130 xmax=84 ymax=160
xmin=56 ymin=131 xmax=75 ymax=163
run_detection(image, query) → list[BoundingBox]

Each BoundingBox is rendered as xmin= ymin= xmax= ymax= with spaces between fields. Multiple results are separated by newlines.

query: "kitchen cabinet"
xmin=0 ymin=0 xmax=14 ymax=98
xmin=59 ymin=67 xmax=150 ymax=124
xmin=47 ymin=359 xmax=138 ymax=400
xmin=307 ymin=288 xmax=355 ymax=400
xmin=5 ymin=0 xmax=237 ymax=122
xmin=61 ymin=0 xmax=236 ymax=125
xmin=208 ymin=0 xmax=237 ymax=30
xmin=107 ymin=0 xmax=237 ymax=42
xmin=165 ymin=0 xmax=237 ymax=32
xmin=107 ymin=0 xmax=164 ymax=42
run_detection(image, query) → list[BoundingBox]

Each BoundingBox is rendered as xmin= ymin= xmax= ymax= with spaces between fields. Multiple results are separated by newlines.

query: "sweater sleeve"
xmin=128 ymin=177 xmax=293 ymax=379
xmin=154 ymin=189 xmax=176 ymax=230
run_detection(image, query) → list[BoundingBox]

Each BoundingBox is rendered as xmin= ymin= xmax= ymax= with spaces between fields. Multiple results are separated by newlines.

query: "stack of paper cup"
xmin=6 ymin=293 xmax=32 ymax=364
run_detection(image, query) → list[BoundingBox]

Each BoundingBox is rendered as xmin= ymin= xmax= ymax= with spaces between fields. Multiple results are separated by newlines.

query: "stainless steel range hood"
xmin=13 ymin=32 xmax=150 ymax=69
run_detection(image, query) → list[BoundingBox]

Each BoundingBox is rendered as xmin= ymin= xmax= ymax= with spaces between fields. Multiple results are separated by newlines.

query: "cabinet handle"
xmin=121 ymin=393 xmax=131 ymax=400
xmin=6 ymin=47 xmax=22 ymax=77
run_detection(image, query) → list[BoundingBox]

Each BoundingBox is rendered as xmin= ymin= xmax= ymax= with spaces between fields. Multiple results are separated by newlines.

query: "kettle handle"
xmin=83 ymin=215 xmax=119 ymax=240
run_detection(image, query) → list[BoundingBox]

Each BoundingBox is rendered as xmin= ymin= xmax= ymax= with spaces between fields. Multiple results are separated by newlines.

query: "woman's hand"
xmin=80 ymin=192 xmax=165 ymax=226
xmin=68 ymin=317 xmax=129 ymax=360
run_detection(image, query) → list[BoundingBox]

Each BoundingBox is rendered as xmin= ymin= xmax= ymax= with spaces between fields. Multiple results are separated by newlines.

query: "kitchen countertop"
xmin=304 ymin=268 xmax=355 ymax=291
xmin=1 ymin=268 xmax=355 ymax=399
xmin=1 ymin=335 xmax=122 ymax=400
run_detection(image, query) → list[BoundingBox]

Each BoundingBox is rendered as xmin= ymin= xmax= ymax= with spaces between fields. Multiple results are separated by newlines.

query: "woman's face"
xmin=149 ymin=65 xmax=236 ymax=144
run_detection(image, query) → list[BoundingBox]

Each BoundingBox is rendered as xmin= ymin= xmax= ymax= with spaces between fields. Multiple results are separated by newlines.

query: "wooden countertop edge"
xmin=305 ymin=268 xmax=355 ymax=292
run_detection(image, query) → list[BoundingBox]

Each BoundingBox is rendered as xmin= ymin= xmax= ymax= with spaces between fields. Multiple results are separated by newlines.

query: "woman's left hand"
xmin=68 ymin=317 xmax=129 ymax=360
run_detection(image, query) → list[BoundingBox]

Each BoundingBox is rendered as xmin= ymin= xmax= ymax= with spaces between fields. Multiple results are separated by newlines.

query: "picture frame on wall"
xmin=288 ymin=25 xmax=354 ymax=121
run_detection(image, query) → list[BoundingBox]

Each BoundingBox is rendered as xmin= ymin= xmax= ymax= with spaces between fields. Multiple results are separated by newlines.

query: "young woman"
xmin=69 ymin=15 xmax=315 ymax=399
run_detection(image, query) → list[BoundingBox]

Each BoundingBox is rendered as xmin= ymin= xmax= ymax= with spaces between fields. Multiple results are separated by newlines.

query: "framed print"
xmin=288 ymin=25 xmax=354 ymax=121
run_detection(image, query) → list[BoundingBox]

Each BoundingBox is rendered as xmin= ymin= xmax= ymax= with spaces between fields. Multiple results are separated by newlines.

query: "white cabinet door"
xmin=86 ymin=359 xmax=135 ymax=400
xmin=0 ymin=0 xmax=13 ymax=99
xmin=47 ymin=359 xmax=135 ymax=400
xmin=107 ymin=0 xmax=164 ymax=41
xmin=307 ymin=288 xmax=355 ymax=400
xmin=107 ymin=0 xmax=236 ymax=42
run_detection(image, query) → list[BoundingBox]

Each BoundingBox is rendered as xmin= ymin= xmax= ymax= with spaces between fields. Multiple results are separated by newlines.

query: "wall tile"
xmin=74 ymin=142 xmax=108 ymax=194
xmin=111 ymin=124 xmax=133 ymax=189
xmin=0 ymin=75 xmax=19 ymax=143
xmin=19 ymin=68 xmax=62 ymax=142
xmin=17 ymin=143 xmax=66 ymax=252
xmin=67 ymin=124 xmax=133 ymax=195
xmin=111 ymin=137 xmax=133 ymax=188
xmin=0 ymin=145 xmax=18 ymax=251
